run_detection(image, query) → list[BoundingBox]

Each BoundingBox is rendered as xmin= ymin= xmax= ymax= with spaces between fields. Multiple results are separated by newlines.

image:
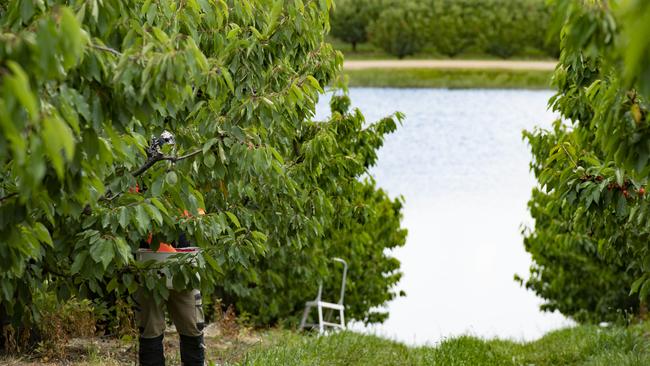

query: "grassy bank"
xmin=2 ymin=323 xmax=650 ymax=365
xmin=243 ymin=323 xmax=650 ymax=366
xmin=343 ymin=68 xmax=554 ymax=89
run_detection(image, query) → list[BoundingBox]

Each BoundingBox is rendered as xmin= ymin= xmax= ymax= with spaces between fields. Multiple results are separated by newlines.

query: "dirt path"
xmin=343 ymin=59 xmax=557 ymax=71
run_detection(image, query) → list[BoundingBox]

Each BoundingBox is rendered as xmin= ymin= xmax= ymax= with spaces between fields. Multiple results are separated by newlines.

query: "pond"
xmin=315 ymin=88 xmax=574 ymax=345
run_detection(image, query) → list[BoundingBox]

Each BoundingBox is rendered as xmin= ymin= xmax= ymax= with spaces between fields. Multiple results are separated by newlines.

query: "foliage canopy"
xmin=329 ymin=0 xmax=379 ymax=52
xmin=522 ymin=0 xmax=650 ymax=322
xmin=330 ymin=0 xmax=558 ymax=59
xmin=367 ymin=0 xmax=428 ymax=59
xmin=0 ymin=0 xmax=406 ymax=342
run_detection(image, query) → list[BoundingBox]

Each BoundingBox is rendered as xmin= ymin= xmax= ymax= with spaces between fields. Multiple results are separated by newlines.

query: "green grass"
xmin=238 ymin=323 xmax=650 ymax=366
xmin=343 ymin=68 xmax=554 ymax=89
xmin=326 ymin=37 xmax=556 ymax=89
xmin=4 ymin=323 xmax=649 ymax=365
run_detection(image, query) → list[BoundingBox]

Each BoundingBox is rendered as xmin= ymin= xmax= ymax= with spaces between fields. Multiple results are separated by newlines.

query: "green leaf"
xmin=118 ymin=207 xmax=129 ymax=229
xmin=204 ymin=254 xmax=220 ymax=272
xmin=640 ymin=278 xmax=650 ymax=300
xmin=630 ymin=275 xmax=647 ymax=295
xmin=107 ymin=277 xmax=119 ymax=293
xmin=152 ymin=27 xmax=170 ymax=44
xmin=145 ymin=203 xmax=163 ymax=225
xmin=135 ymin=205 xmax=151 ymax=233
xmin=251 ymin=231 xmax=267 ymax=243
xmin=0 ymin=279 xmax=14 ymax=302
xmin=70 ymin=252 xmax=87 ymax=275
xmin=204 ymin=153 xmax=216 ymax=168
xmin=114 ymin=236 xmax=131 ymax=263
xmin=42 ymin=114 xmax=76 ymax=178
xmin=32 ymin=222 xmax=52 ymax=246
xmin=151 ymin=175 xmax=165 ymax=196
xmin=615 ymin=169 xmax=624 ymax=186
xmin=90 ymin=239 xmax=115 ymax=269
xmin=269 ymin=147 xmax=284 ymax=164
xmin=202 ymin=138 xmax=218 ymax=154
xmin=60 ymin=7 xmax=87 ymax=69
xmin=165 ymin=171 xmax=178 ymax=186
xmin=6 ymin=62 xmax=38 ymax=120
xmin=123 ymin=273 xmax=138 ymax=294
xmin=261 ymin=97 xmax=274 ymax=106
xmin=150 ymin=198 xmax=170 ymax=216
xmin=217 ymin=143 xmax=227 ymax=162
xmin=225 ymin=211 xmax=241 ymax=228
xmin=306 ymin=75 xmax=323 ymax=93
xmin=220 ymin=67 xmax=234 ymax=93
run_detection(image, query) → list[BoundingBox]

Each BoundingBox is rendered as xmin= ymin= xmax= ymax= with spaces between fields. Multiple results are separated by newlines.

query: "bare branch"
xmin=131 ymin=154 xmax=163 ymax=178
xmin=91 ymin=44 xmax=122 ymax=57
xmin=0 ymin=192 xmax=17 ymax=203
xmin=164 ymin=149 xmax=202 ymax=163
xmin=132 ymin=149 xmax=202 ymax=178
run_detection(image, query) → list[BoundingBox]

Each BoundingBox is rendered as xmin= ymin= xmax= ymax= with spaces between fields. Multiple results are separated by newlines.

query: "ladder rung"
xmin=322 ymin=321 xmax=344 ymax=328
xmin=318 ymin=301 xmax=344 ymax=310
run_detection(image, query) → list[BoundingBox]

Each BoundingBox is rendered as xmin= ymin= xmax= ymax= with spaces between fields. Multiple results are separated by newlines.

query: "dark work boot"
xmin=139 ymin=334 xmax=165 ymax=366
xmin=179 ymin=334 xmax=205 ymax=366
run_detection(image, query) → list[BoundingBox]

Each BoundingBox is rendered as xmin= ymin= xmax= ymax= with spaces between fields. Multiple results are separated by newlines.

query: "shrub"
xmin=334 ymin=0 xmax=559 ymax=59
xmin=522 ymin=0 xmax=650 ymax=322
xmin=368 ymin=1 xmax=428 ymax=59
xmin=36 ymin=295 xmax=96 ymax=359
xmin=330 ymin=0 xmax=381 ymax=52
xmin=216 ymin=96 xmax=407 ymax=326
xmin=481 ymin=0 xmax=553 ymax=59
xmin=427 ymin=0 xmax=482 ymax=57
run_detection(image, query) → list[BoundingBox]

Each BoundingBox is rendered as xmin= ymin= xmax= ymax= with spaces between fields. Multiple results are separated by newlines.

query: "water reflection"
xmin=315 ymin=88 xmax=574 ymax=345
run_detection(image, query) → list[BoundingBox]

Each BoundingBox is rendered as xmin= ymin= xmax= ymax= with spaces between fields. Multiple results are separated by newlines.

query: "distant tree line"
xmin=331 ymin=0 xmax=559 ymax=59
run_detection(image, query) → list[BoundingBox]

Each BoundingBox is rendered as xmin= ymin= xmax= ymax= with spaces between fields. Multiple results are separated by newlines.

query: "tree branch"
xmin=164 ymin=149 xmax=203 ymax=163
xmin=131 ymin=149 xmax=202 ymax=178
xmin=0 ymin=192 xmax=17 ymax=203
xmin=91 ymin=44 xmax=122 ymax=57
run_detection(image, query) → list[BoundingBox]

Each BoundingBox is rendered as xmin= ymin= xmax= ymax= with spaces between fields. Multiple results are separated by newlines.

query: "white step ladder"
xmin=299 ymin=258 xmax=348 ymax=334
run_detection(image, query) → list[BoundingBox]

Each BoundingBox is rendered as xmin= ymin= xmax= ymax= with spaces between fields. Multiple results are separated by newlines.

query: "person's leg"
xmin=135 ymin=289 xmax=167 ymax=366
xmin=168 ymin=289 xmax=205 ymax=366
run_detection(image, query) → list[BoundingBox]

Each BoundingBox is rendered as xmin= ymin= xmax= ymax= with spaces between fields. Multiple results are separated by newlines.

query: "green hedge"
xmin=367 ymin=1 xmax=429 ymax=59
xmin=331 ymin=0 xmax=559 ymax=59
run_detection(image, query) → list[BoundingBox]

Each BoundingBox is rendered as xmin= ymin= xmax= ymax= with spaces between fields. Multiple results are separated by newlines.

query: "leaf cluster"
xmin=522 ymin=0 xmax=650 ymax=322
xmin=0 ymin=0 xmax=407 ymax=342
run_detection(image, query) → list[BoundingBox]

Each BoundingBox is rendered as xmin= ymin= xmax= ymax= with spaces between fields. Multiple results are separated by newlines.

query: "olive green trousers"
xmin=135 ymin=289 xmax=205 ymax=338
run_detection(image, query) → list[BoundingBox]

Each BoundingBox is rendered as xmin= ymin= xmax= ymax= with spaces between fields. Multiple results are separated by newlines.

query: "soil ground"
xmin=0 ymin=323 xmax=268 ymax=366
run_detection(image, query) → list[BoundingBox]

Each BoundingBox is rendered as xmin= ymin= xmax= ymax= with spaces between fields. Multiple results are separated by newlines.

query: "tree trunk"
xmin=639 ymin=300 xmax=648 ymax=320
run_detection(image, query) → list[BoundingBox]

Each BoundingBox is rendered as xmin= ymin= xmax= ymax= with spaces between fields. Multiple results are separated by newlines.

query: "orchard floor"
xmin=0 ymin=323 xmax=267 ymax=366
xmin=3 ymin=322 xmax=650 ymax=365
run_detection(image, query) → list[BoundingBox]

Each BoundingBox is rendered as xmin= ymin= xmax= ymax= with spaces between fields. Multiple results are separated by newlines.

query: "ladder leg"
xmin=339 ymin=308 xmax=345 ymax=329
xmin=300 ymin=305 xmax=311 ymax=330
xmin=317 ymin=303 xmax=324 ymax=335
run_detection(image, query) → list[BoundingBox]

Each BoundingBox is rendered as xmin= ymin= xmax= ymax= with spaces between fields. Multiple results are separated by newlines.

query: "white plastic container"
xmin=136 ymin=247 xmax=201 ymax=288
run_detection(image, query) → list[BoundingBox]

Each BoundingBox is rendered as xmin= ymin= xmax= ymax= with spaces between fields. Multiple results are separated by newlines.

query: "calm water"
xmin=315 ymin=88 xmax=573 ymax=345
